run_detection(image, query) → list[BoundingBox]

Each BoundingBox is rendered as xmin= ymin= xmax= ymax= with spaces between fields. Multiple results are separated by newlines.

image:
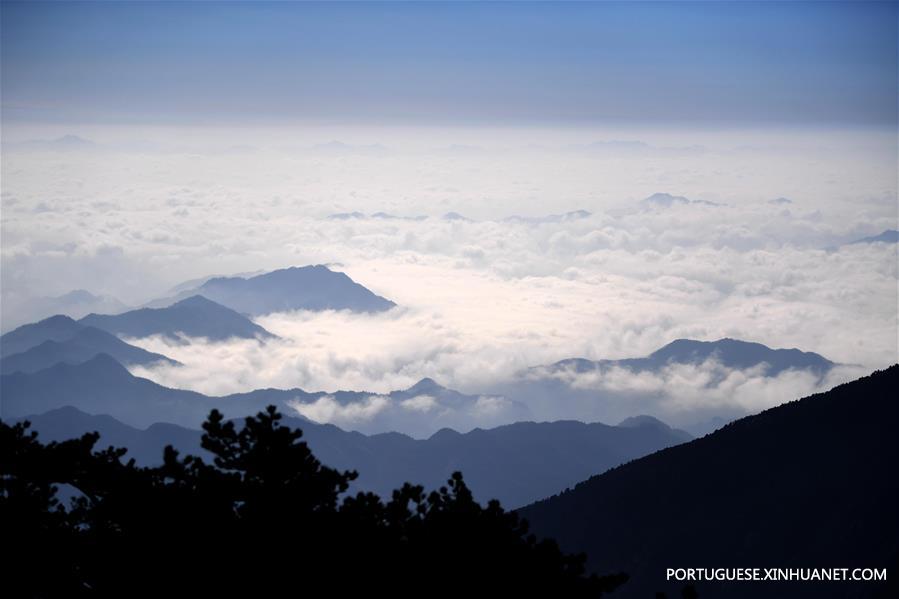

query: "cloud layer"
xmin=2 ymin=126 xmax=896 ymax=431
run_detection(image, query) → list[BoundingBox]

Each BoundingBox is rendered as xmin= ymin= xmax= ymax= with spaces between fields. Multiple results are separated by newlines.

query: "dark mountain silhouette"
xmin=11 ymin=406 xmax=205 ymax=463
xmin=1 ymin=326 xmax=178 ymax=374
xmin=519 ymin=366 xmax=899 ymax=598
xmin=848 ymin=229 xmax=899 ymax=245
xmin=159 ymin=265 xmax=396 ymax=315
xmin=80 ymin=295 xmax=275 ymax=341
xmin=16 ymin=406 xmax=690 ymax=508
xmin=542 ymin=338 xmax=834 ymax=377
xmin=2 ymin=407 xmax=626 ymax=597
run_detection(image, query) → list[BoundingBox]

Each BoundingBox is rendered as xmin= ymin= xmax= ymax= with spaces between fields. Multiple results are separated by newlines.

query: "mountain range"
xmin=80 ymin=295 xmax=275 ymax=341
xmin=640 ymin=192 xmax=721 ymax=208
xmin=543 ymin=338 xmax=834 ymax=378
xmin=152 ymin=265 xmax=396 ymax=315
xmin=0 ymin=354 xmax=523 ymax=436
xmin=0 ymin=323 xmax=178 ymax=375
xmin=1 ymin=322 xmax=842 ymax=438
xmin=16 ymin=404 xmax=690 ymax=509
xmin=518 ymin=365 xmax=899 ymax=598
xmin=849 ymin=229 xmax=899 ymax=245
xmin=494 ymin=337 xmax=838 ymax=433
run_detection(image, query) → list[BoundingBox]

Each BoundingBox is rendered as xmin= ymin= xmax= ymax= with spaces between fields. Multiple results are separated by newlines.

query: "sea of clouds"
xmin=2 ymin=125 xmax=896 ymax=430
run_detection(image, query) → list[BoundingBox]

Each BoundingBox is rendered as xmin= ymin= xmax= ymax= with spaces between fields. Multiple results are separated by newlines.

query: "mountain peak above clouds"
xmin=641 ymin=192 xmax=722 ymax=208
xmin=642 ymin=192 xmax=690 ymax=207
xmin=404 ymin=377 xmax=443 ymax=395
xmin=502 ymin=210 xmax=592 ymax=225
xmin=162 ymin=265 xmax=397 ymax=316
xmin=647 ymin=338 xmax=834 ymax=375
xmin=442 ymin=212 xmax=472 ymax=222
xmin=848 ymin=229 xmax=899 ymax=245
xmin=547 ymin=337 xmax=834 ymax=377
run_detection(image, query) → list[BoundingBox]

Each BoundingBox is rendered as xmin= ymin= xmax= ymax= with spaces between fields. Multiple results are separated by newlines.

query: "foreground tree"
xmin=1 ymin=407 xmax=626 ymax=597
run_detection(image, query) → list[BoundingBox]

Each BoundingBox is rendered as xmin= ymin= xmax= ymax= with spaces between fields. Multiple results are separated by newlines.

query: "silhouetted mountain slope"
xmin=160 ymin=265 xmax=395 ymax=315
xmin=14 ymin=405 xmax=690 ymax=508
xmin=519 ymin=366 xmax=899 ymax=598
xmin=0 ymin=354 xmax=266 ymax=426
xmin=0 ymin=315 xmax=85 ymax=358
xmin=547 ymin=338 xmax=834 ymax=377
xmin=80 ymin=295 xmax=274 ymax=341
xmin=0 ymin=326 xmax=178 ymax=374
xmin=14 ymin=406 xmax=206 ymax=463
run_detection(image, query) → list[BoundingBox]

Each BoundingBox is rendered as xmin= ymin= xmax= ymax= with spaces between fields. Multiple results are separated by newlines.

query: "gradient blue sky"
xmin=2 ymin=1 xmax=897 ymax=127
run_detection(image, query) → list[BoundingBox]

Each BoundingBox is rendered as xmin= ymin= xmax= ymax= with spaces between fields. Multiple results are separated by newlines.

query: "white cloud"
xmin=2 ymin=125 xmax=896 ymax=432
xmin=288 ymin=394 xmax=390 ymax=427
xmin=515 ymin=359 xmax=871 ymax=427
xmin=400 ymin=395 xmax=439 ymax=413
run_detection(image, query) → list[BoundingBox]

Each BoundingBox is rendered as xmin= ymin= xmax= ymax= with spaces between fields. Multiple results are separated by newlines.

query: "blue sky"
xmin=2 ymin=1 xmax=897 ymax=126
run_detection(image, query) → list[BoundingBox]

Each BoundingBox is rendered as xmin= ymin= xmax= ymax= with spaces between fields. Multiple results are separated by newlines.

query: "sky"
xmin=2 ymin=1 xmax=897 ymax=127
xmin=1 ymin=1 xmax=897 ymax=434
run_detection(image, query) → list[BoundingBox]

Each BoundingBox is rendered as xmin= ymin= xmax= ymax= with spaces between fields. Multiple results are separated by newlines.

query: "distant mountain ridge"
xmin=0 ymin=354 xmax=522 ymax=437
xmin=0 ymin=354 xmax=215 ymax=425
xmin=537 ymin=338 xmax=835 ymax=377
xmin=0 ymin=289 xmax=128 ymax=333
xmin=519 ymin=365 xmax=899 ymax=598
xmin=153 ymin=265 xmax=395 ymax=315
xmin=1 ymin=315 xmax=86 ymax=358
xmin=488 ymin=337 xmax=839 ymax=435
xmin=849 ymin=229 xmax=899 ymax=245
xmin=0 ymin=324 xmax=178 ymax=374
xmin=194 ymin=265 xmax=395 ymax=314
xmin=80 ymin=295 xmax=275 ymax=341
xmin=1 ymin=335 xmax=841 ymax=438
xmin=13 ymin=405 xmax=691 ymax=509
xmin=640 ymin=192 xmax=722 ymax=208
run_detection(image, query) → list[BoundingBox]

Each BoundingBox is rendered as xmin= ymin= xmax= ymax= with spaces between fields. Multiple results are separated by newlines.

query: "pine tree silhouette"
xmin=1 ymin=406 xmax=627 ymax=597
